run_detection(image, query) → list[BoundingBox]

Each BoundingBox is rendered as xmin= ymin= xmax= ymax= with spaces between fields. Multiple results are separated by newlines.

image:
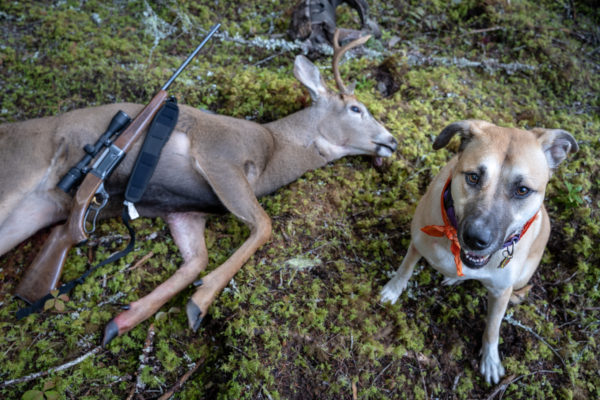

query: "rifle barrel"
xmin=161 ymin=23 xmax=221 ymax=91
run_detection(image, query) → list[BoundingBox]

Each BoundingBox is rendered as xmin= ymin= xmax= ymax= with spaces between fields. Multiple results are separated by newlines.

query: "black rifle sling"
xmin=16 ymin=100 xmax=179 ymax=319
xmin=125 ymin=97 xmax=179 ymax=204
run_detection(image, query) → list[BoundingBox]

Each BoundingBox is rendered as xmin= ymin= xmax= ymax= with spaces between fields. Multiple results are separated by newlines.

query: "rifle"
xmin=14 ymin=23 xmax=220 ymax=307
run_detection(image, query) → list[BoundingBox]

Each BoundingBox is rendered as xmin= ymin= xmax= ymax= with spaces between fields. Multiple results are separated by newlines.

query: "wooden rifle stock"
xmin=15 ymin=91 xmax=168 ymax=303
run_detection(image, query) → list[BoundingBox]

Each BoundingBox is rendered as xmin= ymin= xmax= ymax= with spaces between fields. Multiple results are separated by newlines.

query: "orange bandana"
xmin=421 ymin=177 xmax=464 ymax=276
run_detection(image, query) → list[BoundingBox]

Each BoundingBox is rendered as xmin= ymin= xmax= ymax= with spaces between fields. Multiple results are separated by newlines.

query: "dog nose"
xmin=463 ymin=224 xmax=493 ymax=251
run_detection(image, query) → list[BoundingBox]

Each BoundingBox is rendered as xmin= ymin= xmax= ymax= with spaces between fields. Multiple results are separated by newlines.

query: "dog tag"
xmin=498 ymin=242 xmax=515 ymax=269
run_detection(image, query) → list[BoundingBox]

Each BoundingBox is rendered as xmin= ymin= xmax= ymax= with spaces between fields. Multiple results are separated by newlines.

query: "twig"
xmin=503 ymin=312 xmax=569 ymax=375
xmin=485 ymin=370 xmax=558 ymax=400
xmin=253 ymin=51 xmax=284 ymax=67
xmin=484 ymin=374 xmax=516 ymax=400
xmin=157 ymin=357 xmax=205 ymax=400
xmin=126 ymin=323 xmax=156 ymax=400
xmin=464 ymin=26 xmax=504 ymax=35
xmin=372 ymin=361 xmax=393 ymax=384
xmin=0 ymin=346 xmax=102 ymax=388
xmin=127 ymin=251 xmax=155 ymax=272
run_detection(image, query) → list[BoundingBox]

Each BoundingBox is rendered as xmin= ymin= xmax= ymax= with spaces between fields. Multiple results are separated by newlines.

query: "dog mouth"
xmin=460 ymin=249 xmax=492 ymax=269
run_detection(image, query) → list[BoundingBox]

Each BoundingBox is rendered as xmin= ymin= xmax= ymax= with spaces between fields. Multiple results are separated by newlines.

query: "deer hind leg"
xmin=185 ymin=160 xmax=272 ymax=331
xmin=102 ymin=211 xmax=209 ymax=346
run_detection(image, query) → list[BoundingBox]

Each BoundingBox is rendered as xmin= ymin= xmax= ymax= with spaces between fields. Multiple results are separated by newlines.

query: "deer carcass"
xmin=0 ymin=33 xmax=397 ymax=345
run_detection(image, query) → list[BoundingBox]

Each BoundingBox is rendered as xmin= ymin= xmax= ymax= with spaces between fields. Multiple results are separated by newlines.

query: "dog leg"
xmin=380 ymin=243 xmax=420 ymax=304
xmin=103 ymin=211 xmax=209 ymax=345
xmin=510 ymin=284 xmax=533 ymax=304
xmin=480 ymin=286 xmax=511 ymax=384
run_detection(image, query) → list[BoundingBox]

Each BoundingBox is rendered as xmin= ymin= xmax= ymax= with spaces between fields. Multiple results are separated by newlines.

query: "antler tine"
xmin=332 ymin=29 xmax=371 ymax=94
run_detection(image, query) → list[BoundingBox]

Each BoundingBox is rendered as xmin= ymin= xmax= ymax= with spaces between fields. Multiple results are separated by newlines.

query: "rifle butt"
xmin=14 ymin=223 xmax=78 ymax=304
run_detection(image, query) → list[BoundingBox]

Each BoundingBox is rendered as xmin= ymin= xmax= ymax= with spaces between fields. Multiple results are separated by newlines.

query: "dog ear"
xmin=433 ymin=120 xmax=489 ymax=151
xmin=533 ymin=128 xmax=579 ymax=169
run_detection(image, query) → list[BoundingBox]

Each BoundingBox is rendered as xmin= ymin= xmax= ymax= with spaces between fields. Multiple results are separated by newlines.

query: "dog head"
xmin=433 ymin=120 xmax=578 ymax=269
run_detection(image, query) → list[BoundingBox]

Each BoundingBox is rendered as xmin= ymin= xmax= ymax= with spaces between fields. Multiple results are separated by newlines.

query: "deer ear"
xmin=294 ymin=55 xmax=329 ymax=101
xmin=533 ymin=128 xmax=579 ymax=169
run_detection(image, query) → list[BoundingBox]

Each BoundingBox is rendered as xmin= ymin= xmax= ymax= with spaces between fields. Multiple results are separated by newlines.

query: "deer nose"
xmin=388 ymin=136 xmax=398 ymax=151
xmin=463 ymin=223 xmax=493 ymax=251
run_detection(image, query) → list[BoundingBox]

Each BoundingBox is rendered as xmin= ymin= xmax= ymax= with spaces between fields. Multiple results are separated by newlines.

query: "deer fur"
xmin=0 ymin=39 xmax=397 ymax=345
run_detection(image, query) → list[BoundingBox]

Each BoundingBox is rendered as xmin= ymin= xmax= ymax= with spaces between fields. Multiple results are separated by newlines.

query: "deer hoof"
xmin=186 ymin=300 xmax=204 ymax=332
xmin=102 ymin=319 xmax=119 ymax=347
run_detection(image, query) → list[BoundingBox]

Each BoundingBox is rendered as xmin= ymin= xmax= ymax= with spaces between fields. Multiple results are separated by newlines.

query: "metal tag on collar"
xmin=498 ymin=241 xmax=515 ymax=269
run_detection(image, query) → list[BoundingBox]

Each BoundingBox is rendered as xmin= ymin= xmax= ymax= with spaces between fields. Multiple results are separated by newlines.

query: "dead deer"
xmin=0 ymin=32 xmax=397 ymax=345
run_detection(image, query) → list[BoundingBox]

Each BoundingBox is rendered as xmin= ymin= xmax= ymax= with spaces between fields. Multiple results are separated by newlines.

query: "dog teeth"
xmin=465 ymin=252 xmax=490 ymax=264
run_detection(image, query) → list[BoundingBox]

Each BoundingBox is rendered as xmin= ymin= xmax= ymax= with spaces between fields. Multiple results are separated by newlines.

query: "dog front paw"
xmin=480 ymin=341 xmax=505 ymax=384
xmin=380 ymin=277 xmax=408 ymax=304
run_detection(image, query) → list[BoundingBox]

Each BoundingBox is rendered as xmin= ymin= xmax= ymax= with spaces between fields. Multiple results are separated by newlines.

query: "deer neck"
xmin=256 ymin=106 xmax=338 ymax=196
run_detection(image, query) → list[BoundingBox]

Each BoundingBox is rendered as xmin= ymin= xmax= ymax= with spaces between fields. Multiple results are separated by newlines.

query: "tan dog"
xmin=381 ymin=120 xmax=578 ymax=384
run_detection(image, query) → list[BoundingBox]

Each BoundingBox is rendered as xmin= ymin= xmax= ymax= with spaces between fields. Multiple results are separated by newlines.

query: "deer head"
xmin=288 ymin=30 xmax=397 ymax=163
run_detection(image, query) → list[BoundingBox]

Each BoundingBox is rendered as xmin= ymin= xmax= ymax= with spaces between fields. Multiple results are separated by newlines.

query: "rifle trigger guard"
xmin=84 ymin=183 xmax=109 ymax=234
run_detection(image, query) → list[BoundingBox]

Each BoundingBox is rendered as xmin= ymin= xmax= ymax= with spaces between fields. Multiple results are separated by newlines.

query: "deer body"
xmin=1 ymin=50 xmax=396 ymax=344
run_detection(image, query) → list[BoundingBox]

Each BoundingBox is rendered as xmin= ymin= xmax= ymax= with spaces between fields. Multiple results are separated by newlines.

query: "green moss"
xmin=1 ymin=0 xmax=599 ymax=399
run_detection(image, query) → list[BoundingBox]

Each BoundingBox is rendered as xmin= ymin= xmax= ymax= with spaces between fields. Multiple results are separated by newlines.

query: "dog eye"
xmin=465 ymin=173 xmax=480 ymax=186
xmin=350 ymin=105 xmax=361 ymax=113
xmin=515 ymin=186 xmax=531 ymax=197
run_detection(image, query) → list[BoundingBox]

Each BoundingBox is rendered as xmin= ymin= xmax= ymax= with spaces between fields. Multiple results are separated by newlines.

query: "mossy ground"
xmin=1 ymin=1 xmax=599 ymax=399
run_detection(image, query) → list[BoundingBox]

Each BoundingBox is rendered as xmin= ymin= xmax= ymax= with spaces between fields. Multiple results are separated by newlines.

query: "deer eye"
xmin=465 ymin=173 xmax=480 ymax=186
xmin=350 ymin=105 xmax=361 ymax=113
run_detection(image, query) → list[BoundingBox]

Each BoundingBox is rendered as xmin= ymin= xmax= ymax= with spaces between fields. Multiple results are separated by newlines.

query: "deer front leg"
xmin=185 ymin=162 xmax=272 ymax=331
xmin=103 ymin=212 xmax=209 ymax=346
xmin=480 ymin=286 xmax=512 ymax=384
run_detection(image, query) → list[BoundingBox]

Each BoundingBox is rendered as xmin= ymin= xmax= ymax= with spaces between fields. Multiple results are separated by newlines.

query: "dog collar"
xmin=421 ymin=176 xmax=539 ymax=276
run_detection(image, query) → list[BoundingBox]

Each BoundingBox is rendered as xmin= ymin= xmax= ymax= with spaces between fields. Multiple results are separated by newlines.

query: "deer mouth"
xmin=373 ymin=141 xmax=396 ymax=157
xmin=372 ymin=141 xmax=396 ymax=166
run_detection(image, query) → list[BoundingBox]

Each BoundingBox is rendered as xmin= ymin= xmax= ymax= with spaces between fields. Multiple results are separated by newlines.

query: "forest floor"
xmin=0 ymin=1 xmax=599 ymax=399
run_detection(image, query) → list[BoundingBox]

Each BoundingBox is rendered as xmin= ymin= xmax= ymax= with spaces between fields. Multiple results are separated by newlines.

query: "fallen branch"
xmin=484 ymin=374 xmax=517 ymax=400
xmin=127 ymin=251 xmax=155 ymax=272
xmin=463 ymin=26 xmax=504 ymax=35
xmin=0 ymin=346 xmax=102 ymax=388
xmin=157 ymin=356 xmax=205 ymax=400
xmin=405 ymin=52 xmax=536 ymax=74
xmin=126 ymin=323 xmax=156 ymax=400
xmin=485 ymin=370 xmax=558 ymax=400
xmin=503 ymin=312 xmax=569 ymax=377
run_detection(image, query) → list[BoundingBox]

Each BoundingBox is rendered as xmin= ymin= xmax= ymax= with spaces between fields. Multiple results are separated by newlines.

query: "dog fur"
xmin=381 ymin=120 xmax=578 ymax=384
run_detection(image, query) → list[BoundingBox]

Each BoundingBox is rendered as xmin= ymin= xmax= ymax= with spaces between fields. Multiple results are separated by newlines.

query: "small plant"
xmin=554 ymin=181 xmax=584 ymax=208
xmin=43 ymin=290 xmax=69 ymax=313
xmin=21 ymin=380 xmax=59 ymax=400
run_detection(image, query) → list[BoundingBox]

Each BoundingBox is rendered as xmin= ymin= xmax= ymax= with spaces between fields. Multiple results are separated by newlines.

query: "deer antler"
xmin=332 ymin=29 xmax=371 ymax=94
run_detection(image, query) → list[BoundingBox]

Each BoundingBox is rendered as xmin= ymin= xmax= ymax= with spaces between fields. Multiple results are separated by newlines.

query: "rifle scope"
xmin=57 ymin=110 xmax=131 ymax=193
